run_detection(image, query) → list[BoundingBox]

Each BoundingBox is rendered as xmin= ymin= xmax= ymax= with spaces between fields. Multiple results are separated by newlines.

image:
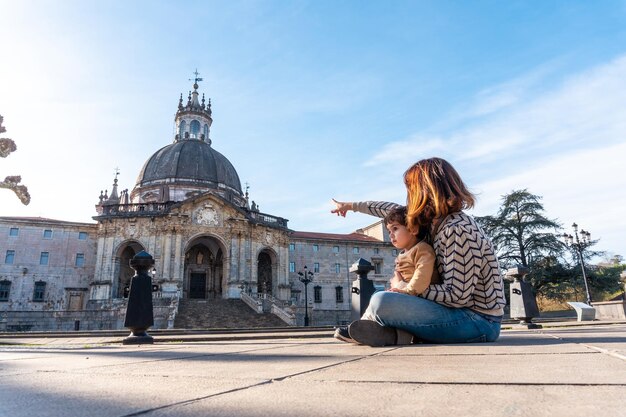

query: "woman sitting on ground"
xmin=332 ymin=157 xmax=506 ymax=346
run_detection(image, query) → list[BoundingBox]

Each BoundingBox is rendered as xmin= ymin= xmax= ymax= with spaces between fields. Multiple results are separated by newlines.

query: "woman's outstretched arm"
xmin=331 ymin=199 xmax=401 ymax=219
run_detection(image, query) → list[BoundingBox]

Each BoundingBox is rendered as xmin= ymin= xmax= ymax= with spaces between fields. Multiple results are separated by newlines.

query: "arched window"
xmin=203 ymin=124 xmax=209 ymax=140
xmin=178 ymin=120 xmax=186 ymax=138
xmin=190 ymin=120 xmax=201 ymax=138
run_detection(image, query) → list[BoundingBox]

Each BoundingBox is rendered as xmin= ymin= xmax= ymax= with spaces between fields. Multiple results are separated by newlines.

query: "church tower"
xmin=90 ymin=74 xmax=291 ymax=325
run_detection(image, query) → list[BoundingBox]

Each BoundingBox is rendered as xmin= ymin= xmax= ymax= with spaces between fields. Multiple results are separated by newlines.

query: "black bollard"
xmin=350 ymin=258 xmax=376 ymax=321
xmin=123 ymin=250 xmax=155 ymax=345
xmin=506 ymin=266 xmax=541 ymax=329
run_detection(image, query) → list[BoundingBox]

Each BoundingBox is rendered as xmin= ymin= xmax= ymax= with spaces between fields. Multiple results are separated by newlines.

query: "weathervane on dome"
xmin=189 ymin=69 xmax=203 ymax=86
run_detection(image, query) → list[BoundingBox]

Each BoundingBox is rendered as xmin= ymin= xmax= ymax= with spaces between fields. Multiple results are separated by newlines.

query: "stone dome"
xmin=135 ymin=139 xmax=242 ymax=195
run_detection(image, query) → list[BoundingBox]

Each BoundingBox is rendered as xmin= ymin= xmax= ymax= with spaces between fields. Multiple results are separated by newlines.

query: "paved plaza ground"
xmin=1 ymin=321 xmax=625 ymax=417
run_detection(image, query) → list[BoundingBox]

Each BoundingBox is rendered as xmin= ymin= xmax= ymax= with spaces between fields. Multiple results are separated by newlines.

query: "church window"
xmin=75 ymin=253 xmax=85 ymax=267
xmin=78 ymin=232 xmax=88 ymax=240
xmin=179 ymin=120 xmax=186 ymax=138
xmin=190 ymin=120 xmax=201 ymax=138
xmin=333 ymin=246 xmax=339 ymax=253
xmin=335 ymin=286 xmax=344 ymax=303
xmin=9 ymin=228 xmax=19 ymax=237
xmin=353 ymin=247 xmax=359 ymax=254
xmin=0 ymin=281 xmax=10 ymax=301
xmin=33 ymin=281 xmax=46 ymax=302
xmin=392 ymin=249 xmax=398 ymax=256
xmin=203 ymin=124 xmax=209 ymax=139
xmin=43 ymin=229 xmax=53 ymax=239
xmin=374 ymin=248 xmax=379 ymax=254
xmin=289 ymin=243 xmax=295 ymax=251
xmin=40 ymin=252 xmax=49 ymax=265
xmin=335 ymin=263 xmax=341 ymax=273
xmin=314 ymin=263 xmax=320 ymax=273
xmin=289 ymin=262 xmax=295 ymax=272
xmin=5 ymin=250 xmax=15 ymax=264
xmin=314 ymin=285 xmax=322 ymax=303
xmin=313 ymin=244 xmax=319 ymax=252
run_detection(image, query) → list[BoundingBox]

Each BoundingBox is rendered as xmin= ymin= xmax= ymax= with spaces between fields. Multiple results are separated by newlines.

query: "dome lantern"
xmin=175 ymin=70 xmax=213 ymax=143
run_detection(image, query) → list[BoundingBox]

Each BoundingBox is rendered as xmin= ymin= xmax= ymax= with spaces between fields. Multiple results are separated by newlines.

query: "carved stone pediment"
xmin=193 ymin=203 xmax=221 ymax=226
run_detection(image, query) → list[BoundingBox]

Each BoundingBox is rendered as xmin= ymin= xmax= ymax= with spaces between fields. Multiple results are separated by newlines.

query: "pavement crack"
xmin=118 ymin=380 xmax=274 ymax=417
xmin=332 ymin=379 xmax=626 ymax=387
xmin=579 ymin=344 xmax=626 ymax=362
xmin=270 ymin=348 xmax=395 ymax=382
xmin=539 ymin=330 xmax=626 ymax=362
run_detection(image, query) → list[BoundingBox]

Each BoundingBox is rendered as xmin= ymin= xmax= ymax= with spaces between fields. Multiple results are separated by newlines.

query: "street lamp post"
xmin=298 ymin=265 xmax=314 ymax=327
xmin=563 ymin=223 xmax=593 ymax=306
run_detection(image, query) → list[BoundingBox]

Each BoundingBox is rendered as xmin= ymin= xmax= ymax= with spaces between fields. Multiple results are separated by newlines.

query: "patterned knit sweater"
xmin=352 ymin=201 xmax=506 ymax=316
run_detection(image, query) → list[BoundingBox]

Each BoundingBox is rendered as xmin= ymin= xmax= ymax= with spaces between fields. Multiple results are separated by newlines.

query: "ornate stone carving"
xmin=194 ymin=204 xmax=220 ymax=226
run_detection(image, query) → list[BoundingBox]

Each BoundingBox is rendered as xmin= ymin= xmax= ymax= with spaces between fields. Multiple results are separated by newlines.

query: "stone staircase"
xmin=173 ymin=298 xmax=290 ymax=329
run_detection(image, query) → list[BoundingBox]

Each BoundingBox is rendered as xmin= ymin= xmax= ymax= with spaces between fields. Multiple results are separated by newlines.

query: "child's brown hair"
xmin=384 ymin=206 xmax=428 ymax=240
xmin=383 ymin=206 xmax=407 ymax=227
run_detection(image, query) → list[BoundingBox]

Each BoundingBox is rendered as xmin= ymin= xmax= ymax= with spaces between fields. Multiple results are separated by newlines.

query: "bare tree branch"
xmin=0 ymin=114 xmax=30 ymax=205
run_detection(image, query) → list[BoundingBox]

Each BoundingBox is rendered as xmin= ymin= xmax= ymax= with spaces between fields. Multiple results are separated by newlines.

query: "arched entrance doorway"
xmin=184 ymin=236 xmax=224 ymax=299
xmin=257 ymin=250 xmax=273 ymax=295
xmin=116 ymin=241 xmax=146 ymax=298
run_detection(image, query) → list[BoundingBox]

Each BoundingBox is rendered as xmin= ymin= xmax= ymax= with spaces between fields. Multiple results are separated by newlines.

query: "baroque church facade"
xmin=0 ymin=80 xmax=397 ymax=331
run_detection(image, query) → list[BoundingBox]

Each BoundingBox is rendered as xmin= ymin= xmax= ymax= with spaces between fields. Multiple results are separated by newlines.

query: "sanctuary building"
xmin=0 ymin=80 xmax=397 ymax=331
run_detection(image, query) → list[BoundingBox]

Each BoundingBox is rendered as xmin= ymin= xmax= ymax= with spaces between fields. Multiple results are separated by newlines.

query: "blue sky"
xmin=1 ymin=0 xmax=626 ymax=260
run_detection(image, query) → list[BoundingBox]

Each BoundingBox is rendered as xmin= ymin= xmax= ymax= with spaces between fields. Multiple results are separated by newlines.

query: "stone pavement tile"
xmin=295 ymin=350 xmax=626 ymax=384
xmin=0 ymin=337 xmax=117 ymax=346
xmin=536 ymin=325 xmax=626 ymax=357
xmin=0 ymin=340 xmax=366 ymax=381
xmin=379 ymin=331 xmax=594 ymax=355
xmin=0 ymin=370 xmax=261 ymax=417
xmin=72 ymin=347 xmax=362 ymax=380
xmin=142 ymin=379 xmax=626 ymax=417
xmin=0 ymin=342 xmax=303 ymax=376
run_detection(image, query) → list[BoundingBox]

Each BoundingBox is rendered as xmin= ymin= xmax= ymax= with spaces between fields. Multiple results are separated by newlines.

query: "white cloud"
xmin=359 ymin=53 xmax=626 ymax=257
xmin=363 ymin=135 xmax=446 ymax=168
xmin=473 ymin=142 xmax=626 ymax=256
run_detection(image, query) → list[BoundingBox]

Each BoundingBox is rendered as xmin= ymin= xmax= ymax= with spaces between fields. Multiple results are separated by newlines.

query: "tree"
xmin=475 ymin=189 xmax=563 ymax=268
xmin=0 ymin=115 xmax=30 ymax=205
xmin=587 ymin=264 xmax=624 ymax=298
xmin=476 ymin=190 xmax=574 ymax=301
xmin=476 ymin=189 xmax=620 ymax=302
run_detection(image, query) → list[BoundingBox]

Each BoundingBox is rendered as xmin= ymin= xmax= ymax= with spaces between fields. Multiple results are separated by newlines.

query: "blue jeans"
xmin=361 ymin=291 xmax=501 ymax=343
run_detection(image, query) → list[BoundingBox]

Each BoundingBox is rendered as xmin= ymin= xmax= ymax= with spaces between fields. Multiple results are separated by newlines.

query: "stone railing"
xmin=248 ymin=211 xmax=289 ymax=228
xmin=271 ymin=303 xmax=296 ymax=325
xmin=262 ymin=293 xmax=296 ymax=325
xmin=240 ymin=291 xmax=263 ymax=313
xmin=239 ymin=292 xmax=295 ymax=325
xmin=95 ymin=202 xmax=176 ymax=218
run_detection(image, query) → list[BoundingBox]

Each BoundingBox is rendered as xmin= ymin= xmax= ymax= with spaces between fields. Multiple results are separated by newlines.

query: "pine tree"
xmin=476 ymin=189 xmax=563 ymax=268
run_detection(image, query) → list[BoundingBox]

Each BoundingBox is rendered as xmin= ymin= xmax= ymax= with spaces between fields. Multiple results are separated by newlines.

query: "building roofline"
xmin=290 ymin=230 xmax=384 ymax=243
xmin=0 ymin=216 xmax=97 ymax=227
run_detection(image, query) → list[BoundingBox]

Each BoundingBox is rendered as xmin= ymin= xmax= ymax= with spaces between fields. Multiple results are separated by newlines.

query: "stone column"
xmin=163 ymin=232 xmax=171 ymax=279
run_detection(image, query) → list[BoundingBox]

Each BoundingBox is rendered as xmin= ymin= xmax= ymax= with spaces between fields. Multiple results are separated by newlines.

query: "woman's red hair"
xmin=403 ymin=157 xmax=475 ymax=235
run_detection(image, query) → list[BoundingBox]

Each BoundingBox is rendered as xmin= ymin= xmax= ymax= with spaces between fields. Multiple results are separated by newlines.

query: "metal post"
xmin=298 ymin=266 xmax=313 ymax=327
xmin=505 ymin=266 xmax=541 ymax=329
xmin=123 ymin=250 xmax=155 ymax=345
xmin=564 ymin=223 xmax=593 ymax=306
xmin=573 ymin=229 xmax=592 ymax=305
xmin=350 ymin=258 xmax=376 ymax=321
xmin=304 ymin=280 xmax=309 ymax=326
